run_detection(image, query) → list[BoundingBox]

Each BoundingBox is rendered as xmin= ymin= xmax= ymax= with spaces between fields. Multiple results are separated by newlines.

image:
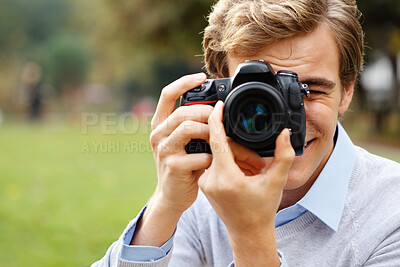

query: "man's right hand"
xmin=130 ymin=73 xmax=213 ymax=247
xmin=130 ymin=73 xmax=267 ymax=248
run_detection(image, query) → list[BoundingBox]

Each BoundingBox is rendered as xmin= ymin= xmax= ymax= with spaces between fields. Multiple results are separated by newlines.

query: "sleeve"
xmin=120 ymin=206 xmax=174 ymax=262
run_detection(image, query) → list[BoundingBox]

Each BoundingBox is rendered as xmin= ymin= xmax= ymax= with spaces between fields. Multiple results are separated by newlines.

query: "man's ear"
xmin=338 ymin=77 xmax=356 ymax=114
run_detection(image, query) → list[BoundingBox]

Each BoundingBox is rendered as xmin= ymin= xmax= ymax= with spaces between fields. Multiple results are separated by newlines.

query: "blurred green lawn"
xmin=0 ymin=120 xmax=157 ymax=266
xmin=0 ymin=120 xmax=398 ymax=266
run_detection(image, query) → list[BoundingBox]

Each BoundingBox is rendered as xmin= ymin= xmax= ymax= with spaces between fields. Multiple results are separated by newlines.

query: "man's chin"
xmin=284 ymin=169 xmax=311 ymax=190
xmin=286 ymin=150 xmax=317 ymax=189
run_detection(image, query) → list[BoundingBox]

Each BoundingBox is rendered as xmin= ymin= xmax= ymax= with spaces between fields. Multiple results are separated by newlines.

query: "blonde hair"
xmin=203 ymin=0 xmax=364 ymax=87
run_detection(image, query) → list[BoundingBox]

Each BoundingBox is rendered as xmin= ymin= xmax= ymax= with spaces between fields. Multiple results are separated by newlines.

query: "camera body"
xmin=180 ymin=61 xmax=309 ymax=157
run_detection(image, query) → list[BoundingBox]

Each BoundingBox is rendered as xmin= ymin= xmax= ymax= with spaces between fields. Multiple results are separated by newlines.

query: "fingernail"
xmin=193 ymin=73 xmax=206 ymax=81
xmin=215 ymin=100 xmax=223 ymax=108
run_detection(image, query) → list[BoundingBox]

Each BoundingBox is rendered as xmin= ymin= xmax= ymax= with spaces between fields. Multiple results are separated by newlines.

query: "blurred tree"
xmin=95 ymin=0 xmax=213 ymax=84
xmin=0 ymin=0 xmax=72 ymax=112
xmin=104 ymin=0 xmax=213 ymax=56
xmin=42 ymin=35 xmax=91 ymax=93
xmin=0 ymin=0 xmax=397 ymax=118
xmin=63 ymin=0 xmax=215 ymax=110
xmin=122 ymin=58 xmax=199 ymax=112
xmin=358 ymin=0 xmax=400 ymax=112
xmin=357 ymin=0 xmax=400 ymax=134
xmin=0 ymin=0 xmax=71 ymax=56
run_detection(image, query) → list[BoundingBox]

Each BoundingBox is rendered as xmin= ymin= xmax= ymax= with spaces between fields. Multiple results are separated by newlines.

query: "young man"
xmin=93 ymin=0 xmax=400 ymax=266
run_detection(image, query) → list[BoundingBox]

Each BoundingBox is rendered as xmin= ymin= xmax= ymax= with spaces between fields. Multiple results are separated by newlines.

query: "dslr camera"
xmin=180 ymin=61 xmax=309 ymax=157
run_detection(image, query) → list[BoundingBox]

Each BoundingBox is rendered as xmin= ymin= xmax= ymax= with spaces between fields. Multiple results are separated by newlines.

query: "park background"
xmin=0 ymin=0 xmax=399 ymax=266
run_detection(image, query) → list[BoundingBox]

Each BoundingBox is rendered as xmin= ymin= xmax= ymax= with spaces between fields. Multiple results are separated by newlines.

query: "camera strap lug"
xmin=302 ymin=84 xmax=310 ymax=97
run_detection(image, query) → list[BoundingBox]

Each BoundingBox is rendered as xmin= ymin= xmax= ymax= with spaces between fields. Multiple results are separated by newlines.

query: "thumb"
xmin=208 ymin=101 xmax=235 ymax=166
xmin=262 ymin=128 xmax=295 ymax=188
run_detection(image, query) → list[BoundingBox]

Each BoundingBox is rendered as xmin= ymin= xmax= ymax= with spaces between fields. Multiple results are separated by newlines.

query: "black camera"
xmin=180 ymin=61 xmax=309 ymax=157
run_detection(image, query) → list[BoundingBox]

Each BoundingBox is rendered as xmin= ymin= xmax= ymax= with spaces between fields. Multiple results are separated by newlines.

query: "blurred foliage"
xmin=358 ymin=0 xmax=400 ymax=55
xmin=94 ymin=0 xmax=215 ymax=98
xmin=104 ymin=0 xmax=212 ymax=56
xmin=0 ymin=0 xmax=71 ymax=54
xmin=0 ymin=0 xmax=398 ymax=121
xmin=358 ymin=0 xmax=400 ymax=118
xmin=0 ymin=0 xmax=216 ymax=112
xmin=41 ymin=35 xmax=91 ymax=92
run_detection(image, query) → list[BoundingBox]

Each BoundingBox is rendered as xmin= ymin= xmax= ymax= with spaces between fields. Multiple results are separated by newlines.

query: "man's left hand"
xmin=198 ymin=101 xmax=295 ymax=267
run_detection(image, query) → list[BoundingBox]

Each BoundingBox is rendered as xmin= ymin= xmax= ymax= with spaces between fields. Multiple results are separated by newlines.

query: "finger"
xmin=228 ymin=138 xmax=266 ymax=170
xmin=208 ymin=101 xmax=236 ymax=167
xmin=193 ymin=168 xmax=206 ymax=180
xmin=260 ymin=128 xmax=295 ymax=188
xmin=241 ymin=169 xmax=255 ymax=176
xmin=152 ymin=73 xmax=207 ymax=130
xmin=177 ymin=153 xmax=213 ymax=173
xmin=236 ymin=160 xmax=262 ymax=176
xmin=158 ymin=121 xmax=210 ymax=155
xmin=197 ymin=167 xmax=210 ymax=190
xmin=152 ymin=105 xmax=213 ymax=144
xmin=236 ymin=162 xmax=256 ymax=176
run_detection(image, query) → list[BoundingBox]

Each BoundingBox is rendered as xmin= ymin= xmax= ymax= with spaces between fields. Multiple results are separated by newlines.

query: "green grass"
xmin=0 ymin=119 xmax=398 ymax=266
xmin=0 ymin=119 xmax=157 ymax=266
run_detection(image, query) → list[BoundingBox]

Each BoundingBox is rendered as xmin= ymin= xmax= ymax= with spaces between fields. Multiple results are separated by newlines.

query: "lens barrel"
xmin=223 ymin=82 xmax=289 ymax=150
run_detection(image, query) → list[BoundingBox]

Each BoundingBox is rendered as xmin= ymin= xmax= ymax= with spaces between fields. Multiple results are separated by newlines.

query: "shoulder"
xmin=355 ymin=145 xmax=400 ymax=168
xmin=344 ymin=146 xmax=400 ymax=264
xmin=349 ymin=145 xmax=400 ymax=197
xmin=345 ymin=145 xmax=400 ymax=229
xmin=353 ymin=145 xmax=400 ymax=183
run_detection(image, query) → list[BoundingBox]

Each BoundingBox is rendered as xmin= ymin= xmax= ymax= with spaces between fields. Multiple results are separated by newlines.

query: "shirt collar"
xmin=298 ymin=122 xmax=356 ymax=232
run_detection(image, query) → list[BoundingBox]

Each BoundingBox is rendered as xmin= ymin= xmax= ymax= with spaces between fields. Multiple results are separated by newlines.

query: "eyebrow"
xmin=300 ymin=77 xmax=336 ymax=90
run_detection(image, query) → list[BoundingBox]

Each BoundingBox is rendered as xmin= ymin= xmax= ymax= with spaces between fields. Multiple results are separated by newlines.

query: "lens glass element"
xmin=223 ymin=82 xmax=288 ymax=150
xmin=238 ymin=102 xmax=271 ymax=134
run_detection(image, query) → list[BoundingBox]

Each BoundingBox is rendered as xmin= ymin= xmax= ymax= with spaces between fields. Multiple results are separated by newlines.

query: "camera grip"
xmin=185 ymin=139 xmax=212 ymax=154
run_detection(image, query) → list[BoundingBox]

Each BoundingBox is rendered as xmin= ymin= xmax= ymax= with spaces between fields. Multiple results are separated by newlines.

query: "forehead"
xmin=227 ymin=23 xmax=340 ymax=82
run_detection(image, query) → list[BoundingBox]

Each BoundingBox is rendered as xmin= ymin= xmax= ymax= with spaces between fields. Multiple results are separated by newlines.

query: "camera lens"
xmin=238 ymin=102 xmax=271 ymax=134
xmin=223 ymin=82 xmax=288 ymax=150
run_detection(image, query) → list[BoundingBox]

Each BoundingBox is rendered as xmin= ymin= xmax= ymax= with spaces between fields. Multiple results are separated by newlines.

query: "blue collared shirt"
xmin=275 ymin=122 xmax=356 ymax=231
xmin=121 ymin=122 xmax=356 ymax=261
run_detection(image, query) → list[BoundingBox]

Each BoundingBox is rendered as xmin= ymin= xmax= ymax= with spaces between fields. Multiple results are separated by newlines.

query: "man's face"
xmin=227 ymin=24 xmax=354 ymax=194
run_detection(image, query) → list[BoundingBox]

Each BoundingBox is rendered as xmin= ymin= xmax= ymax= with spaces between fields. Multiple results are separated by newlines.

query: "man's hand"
xmin=131 ymin=73 xmax=214 ymax=247
xmin=130 ymin=75 xmax=270 ymax=249
xmin=198 ymin=101 xmax=295 ymax=267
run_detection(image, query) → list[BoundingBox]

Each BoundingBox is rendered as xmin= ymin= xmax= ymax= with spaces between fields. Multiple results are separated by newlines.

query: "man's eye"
xmin=309 ymin=90 xmax=324 ymax=95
